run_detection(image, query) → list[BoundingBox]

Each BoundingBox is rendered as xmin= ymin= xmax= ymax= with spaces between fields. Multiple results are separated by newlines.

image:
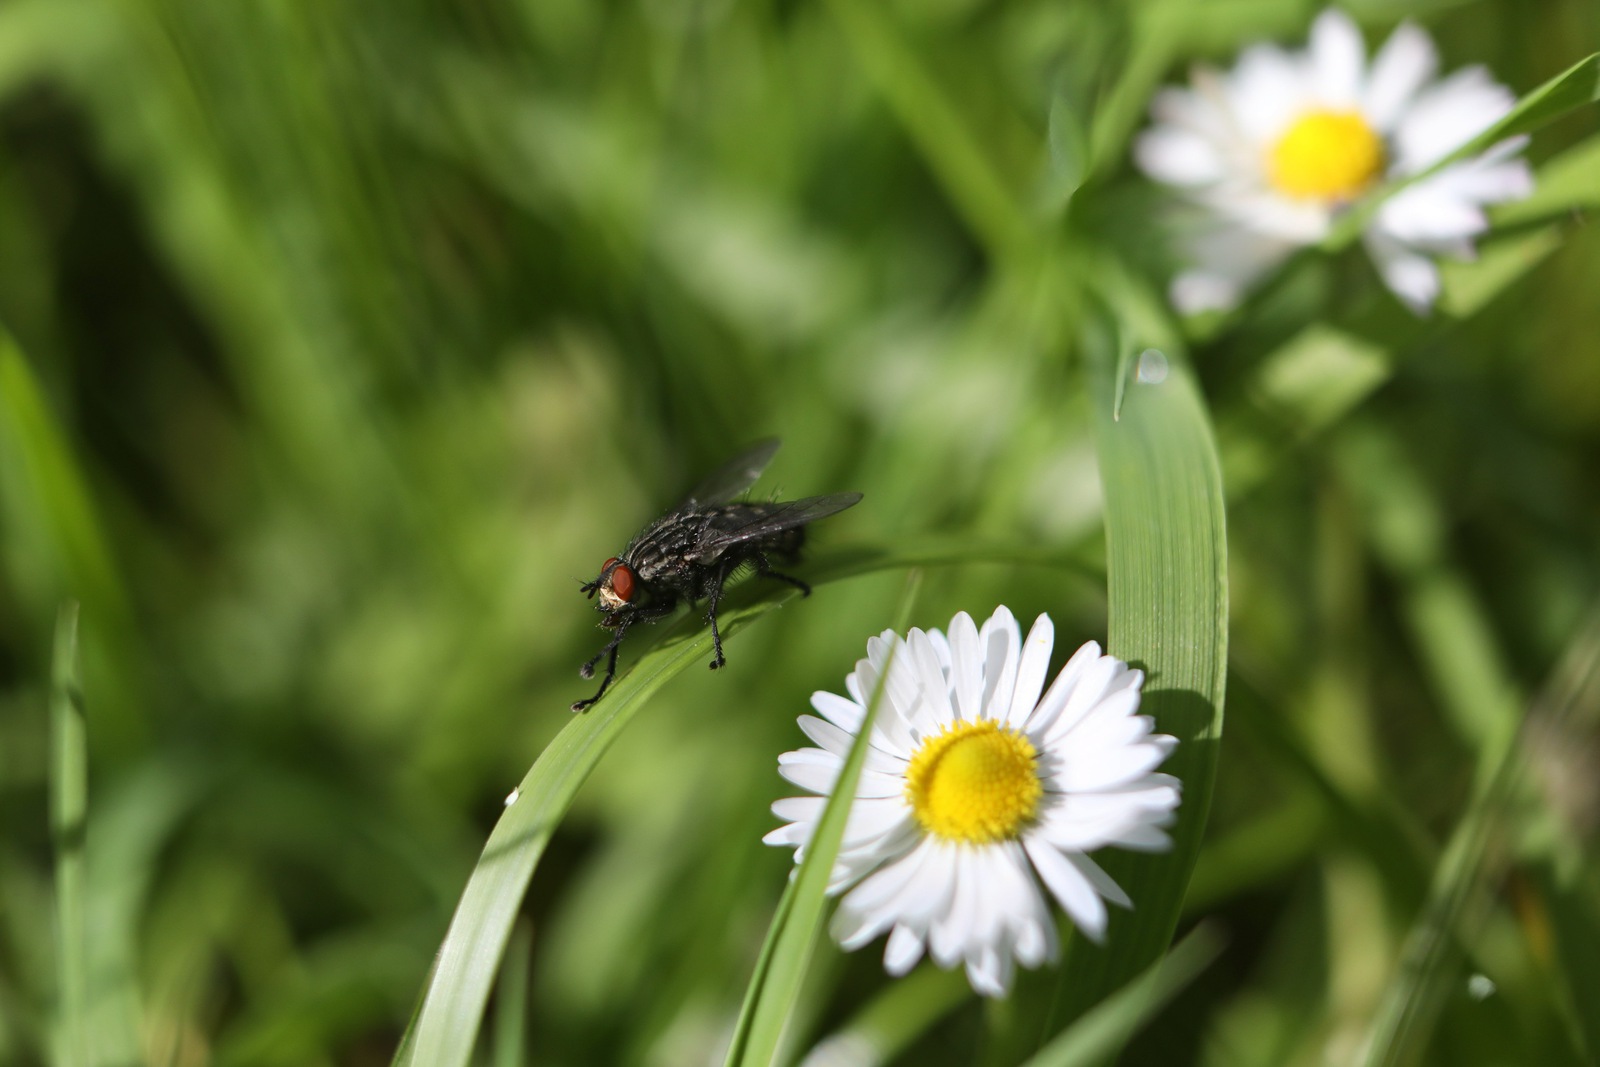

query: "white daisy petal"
xmin=1025 ymin=639 xmax=1101 ymax=734
xmin=841 ymin=837 xmax=937 ymax=916
xmin=1170 ymin=222 xmax=1301 ymax=314
xmin=1395 ymin=66 xmax=1514 ymax=172
xmin=928 ymin=850 xmax=977 ymax=967
xmin=1377 ymin=182 xmax=1488 ymax=242
xmin=1015 ymin=914 xmax=1054 ymax=968
xmin=1006 ymin=614 xmax=1055 ymax=729
xmin=767 ymin=607 xmax=1180 ymax=997
xmin=833 ymin=897 xmax=898 ymax=951
xmin=1042 ymin=654 xmax=1120 ymax=739
xmin=896 ymin=840 xmax=959 ymax=928
xmin=1056 ymin=738 xmax=1174 ymax=793
xmin=966 ymin=945 xmax=1010 ymax=998
xmin=884 ymin=923 xmax=924 ymax=975
xmin=854 ymin=655 xmax=920 ymax=758
xmin=1149 ymin=85 xmax=1236 ymax=143
xmin=907 ymin=628 xmax=955 ymax=724
xmin=1365 ymin=231 xmax=1442 ymax=312
xmin=1363 ymin=21 xmax=1436 ymax=130
xmin=881 ymin=639 xmax=926 ymax=726
xmin=1308 ymin=8 xmax=1365 ymax=106
xmin=810 ymin=690 xmax=865 ymax=734
xmin=1135 ymin=127 xmax=1229 ymax=185
xmin=948 ymin=611 xmax=984 ymax=721
xmin=1228 ymin=43 xmax=1310 ymax=140
xmin=1113 ymin=823 xmax=1177 ymax=852
xmin=979 ymin=606 xmax=1022 ymax=721
xmin=1067 ymin=851 xmax=1133 ymax=910
xmin=778 ymin=757 xmax=905 ymax=799
xmin=761 ymin=823 xmax=807 ymax=847
xmin=1423 ymin=148 xmax=1533 ymax=207
xmin=1035 ymin=793 xmax=1162 ymax=851
xmin=772 ymin=795 xmax=912 ymax=855
xmin=1048 ymin=687 xmax=1145 ymax=748
xmin=1024 ymin=837 xmax=1109 ymax=942
xmin=797 ymin=716 xmax=908 ymax=772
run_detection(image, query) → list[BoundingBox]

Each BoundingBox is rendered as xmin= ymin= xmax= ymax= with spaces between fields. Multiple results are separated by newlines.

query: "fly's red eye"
xmin=610 ymin=562 xmax=636 ymax=602
xmin=602 ymin=556 xmax=618 ymax=570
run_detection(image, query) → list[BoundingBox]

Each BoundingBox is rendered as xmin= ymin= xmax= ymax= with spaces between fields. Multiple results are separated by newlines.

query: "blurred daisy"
xmin=763 ymin=607 xmax=1180 ymax=997
xmin=1135 ymin=8 xmax=1532 ymax=313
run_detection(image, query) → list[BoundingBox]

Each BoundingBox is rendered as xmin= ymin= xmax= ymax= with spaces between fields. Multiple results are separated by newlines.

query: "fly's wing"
xmin=681 ymin=438 xmax=782 ymax=509
xmin=691 ymin=493 xmax=863 ymax=558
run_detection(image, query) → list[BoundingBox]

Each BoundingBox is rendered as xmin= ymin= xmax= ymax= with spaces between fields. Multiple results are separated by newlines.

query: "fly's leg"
xmin=755 ymin=552 xmax=811 ymax=597
xmin=578 ymin=623 xmax=623 ymax=681
xmin=572 ymin=618 xmax=631 ymax=712
xmin=705 ymin=561 xmax=735 ymax=670
xmin=572 ymin=601 xmax=674 ymax=712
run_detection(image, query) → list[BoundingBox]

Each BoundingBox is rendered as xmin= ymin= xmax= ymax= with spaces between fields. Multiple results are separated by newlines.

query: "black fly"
xmin=572 ymin=439 xmax=861 ymax=712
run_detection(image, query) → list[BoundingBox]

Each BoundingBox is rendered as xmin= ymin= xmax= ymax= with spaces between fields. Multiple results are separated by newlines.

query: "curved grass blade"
xmin=1043 ymin=266 xmax=1228 ymax=1039
xmin=491 ymin=921 xmax=532 ymax=1067
xmin=723 ymin=573 xmax=922 ymax=1067
xmin=793 ymin=967 xmax=970 ymax=1067
xmin=0 ymin=331 xmax=129 ymax=622
xmin=1360 ymin=601 xmax=1600 ymax=1066
xmin=50 ymin=603 xmax=88 ymax=1067
xmin=1021 ymin=923 xmax=1224 ymax=1067
xmin=398 ymin=590 xmax=797 ymax=1067
xmin=823 ymin=0 xmax=1031 ymax=262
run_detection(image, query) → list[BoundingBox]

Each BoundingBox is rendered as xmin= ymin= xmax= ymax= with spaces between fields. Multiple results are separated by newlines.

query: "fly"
xmin=572 ymin=439 xmax=861 ymax=712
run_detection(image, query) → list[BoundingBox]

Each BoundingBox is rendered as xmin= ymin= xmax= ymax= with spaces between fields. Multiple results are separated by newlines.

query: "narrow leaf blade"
xmin=1046 ymin=274 xmax=1228 ymax=1038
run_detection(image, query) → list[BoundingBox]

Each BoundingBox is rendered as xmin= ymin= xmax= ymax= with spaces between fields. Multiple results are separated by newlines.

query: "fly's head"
xmin=582 ymin=556 xmax=639 ymax=623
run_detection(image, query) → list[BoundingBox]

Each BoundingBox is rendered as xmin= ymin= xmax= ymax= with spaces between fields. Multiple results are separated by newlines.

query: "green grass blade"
xmin=1083 ymin=0 xmax=1189 ymax=184
xmin=1326 ymin=53 xmax=1600 ymax=251
xmin=1044 ymin=267 xmax=1228 ymax=1037
xmin=0 ymin=331 xmax=128 ymax=621
xmin=1441 ymin=53 xmax=1600 ymax=166
xmin=1439 ymin=129 xmax=1600 ymax=315
xmin=1525 ymin=605 xmax=1600 ymax=1064
xmin=725 ymin=572 xmax=922 ymax=1067
xmin=1334 ymin=424 xmax=1522 ymax=751
xmin=1537 ymin=863 xmax=1600 ymax=1064
xmin=794 ymin=967 xmax=970 ymax=1067
xmin=398 ymin=591 xmax=796 ymax=1067
xmin=1491 ymin=130 xmax=1600 ymax=227
xmin=1357 ymin=719 xmax=1519 ymax=1067
xmin=49 ymin=603 xmax=88 ymax=1067
xmin=1021 ymin=923 xmax=1224 ymax=1067
xmin=823 ymin=0 xmax=1031 ymax=262
xmin=1361 ymin=602 xmax=1600 ymax=1066
xmin=491 ymin=921 xmax=532 ymax=1067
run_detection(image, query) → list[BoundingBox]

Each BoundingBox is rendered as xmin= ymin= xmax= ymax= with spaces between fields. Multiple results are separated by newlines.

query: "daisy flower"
xmin=763 ymin=607 xmax=1181 ymax=997
xmin=1135 ymin=8 xmax=1533 ymax=314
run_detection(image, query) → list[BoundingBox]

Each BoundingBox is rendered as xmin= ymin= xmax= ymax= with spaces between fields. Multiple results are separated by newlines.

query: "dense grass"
xmin=2 ymin=0 xmax=1599 ymax=1064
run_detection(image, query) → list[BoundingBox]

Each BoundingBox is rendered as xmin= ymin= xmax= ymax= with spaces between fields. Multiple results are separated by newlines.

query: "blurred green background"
xmin=2 ymin=0 xmax=1598 ymax=1063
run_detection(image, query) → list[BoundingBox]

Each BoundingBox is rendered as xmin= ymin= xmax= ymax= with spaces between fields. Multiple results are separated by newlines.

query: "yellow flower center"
xmin=904 ymin=720 xmax=1042 ymax=844
xmin=1267 ymin=109 xmax=1385 ymax=201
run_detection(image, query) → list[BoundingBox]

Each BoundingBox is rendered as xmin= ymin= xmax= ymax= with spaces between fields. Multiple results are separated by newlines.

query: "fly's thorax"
xmin=624 ymin=511 xmax=704 ymax=579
